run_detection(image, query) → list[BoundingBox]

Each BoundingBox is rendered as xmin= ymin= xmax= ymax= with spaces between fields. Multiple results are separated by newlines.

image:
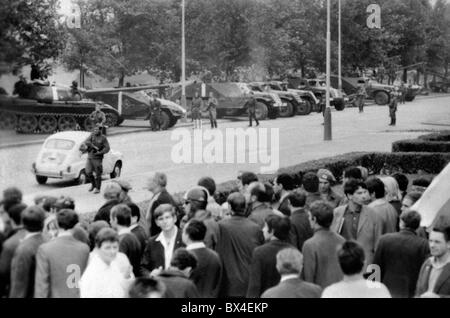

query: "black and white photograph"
xmin=1 ymin=0 xmax=450 ymax=302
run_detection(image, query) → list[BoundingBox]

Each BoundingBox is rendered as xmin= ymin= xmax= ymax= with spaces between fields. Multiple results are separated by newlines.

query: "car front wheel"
xmin=36 ymin=175 xmax=48 ymax=184
xmin=110 ymin=162 xmax=122 ymax=179
xmin=77 ymin=170 xmax=88 ymax=185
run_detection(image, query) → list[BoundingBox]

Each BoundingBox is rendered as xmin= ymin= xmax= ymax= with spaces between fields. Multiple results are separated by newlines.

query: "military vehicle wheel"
xmin=110 ymin=161 xmax=122 ymax=179
xmin=169 ymin=118 xmax=178 ymax=128
xmin=0 ymin=112 xmax=17 ymax=130
xmin=268 ymin=107 xmax=278 ymax=119
xmin=77 ymin=170 xmax=88 ymax=185
xmin=296 ymin=100 xmax=312 ymax=115
xmin=105 ymin=113 xmax=119 ymax=127
xmin=18 ymin=115 xmax=38 ymax=133
xmin=83 ymin=117 xmax=96 ymax=132
xmin=255 ymin=102 xmax=268 ymax=120
xmin=36 ymin=175 xmax=48 ymax=185
xmin=279 ymin=101 xmax=294 ymax=117
xmin=160 ymin=111 xmax=171 ymax=130
xmin=38 ymin=115 xmax=58 ymax=133
xmin=334 ymin=100 xmax=346 ymax=111
xmin=374 ymin=91 xmax=389 ymax=105
xmin=58 ymin=116 xmax=77 ymax=131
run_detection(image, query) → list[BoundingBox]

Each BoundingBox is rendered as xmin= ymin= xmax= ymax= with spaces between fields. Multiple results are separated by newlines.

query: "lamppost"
xmin=324 ymin=0 xmax=332 ymax=140
xmin=338 ymin=0 xmax=342 ymax=94
xmin=181 ymin=0 xmax=186 ymax=109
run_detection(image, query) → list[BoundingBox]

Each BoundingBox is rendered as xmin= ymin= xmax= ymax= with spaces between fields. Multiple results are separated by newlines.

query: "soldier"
xmin=89 ymin=104 xmax=107 ymax=134
xmin=191 ymin=91 xmax=203 ymax=129
xmin=148 ymin=93 xmax=162 ymax=131
xmin=388 ymin=90 xmax=398 ymax=126
xmin=356 ymin=83 xmax=367 ymax=113
xmin=71 ymin=81 xmax=82 ymax=101
xmin=205 ymin=91 xmax=218 ymax=129
xmin=399 ymin=82 xmax=406 ymax=104
xmin=79 ymin=124 xmax=110 ymax=194
xmin=246 ymin=91 xmax=259 ymax=127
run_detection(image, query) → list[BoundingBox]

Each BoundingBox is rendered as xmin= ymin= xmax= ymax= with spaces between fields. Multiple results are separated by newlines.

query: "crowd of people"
xmin=0 ymin=165 xmax=449 ymax=298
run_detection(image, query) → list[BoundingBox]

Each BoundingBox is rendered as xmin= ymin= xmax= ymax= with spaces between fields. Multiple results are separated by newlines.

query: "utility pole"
xmin=338 ymin=0 xmax=342 ymax=94
xmin=181 ymin=0 xmax=186 ymax=110
xmin=324 ymin=0 xmax=332 ymax=141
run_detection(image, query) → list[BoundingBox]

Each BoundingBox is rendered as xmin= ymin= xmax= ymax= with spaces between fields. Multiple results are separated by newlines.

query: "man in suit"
xmin=110 ymin=204 xmax=142 ymax=277
xmin=0 ymin=203 xmax=27 ymax=297
xmin=215 ymin=192 xmax=264 ymax=297
xmin=366 ymin=177 xmax=399 ymax=234
xmin=331 ymin=179 xmax=382 ymax=266
xmin=247 ymin=182 xmax=279 ymax=229
xmin=145 ymin=172 xmax=180 ymax=236
xmin=157 ymin=248 xmax=199 ymax=298
xmin=128 ymin=202 xmax=148 ymax=255
xmin=302 ymin=172 xmax=322 ymax=210
xmin=261 ymin=248 xmax=322 ymax=298
xmin=288 ymin=191 xmax=313 ymax=251
xmin=141 ymin=204 xmax=184 ymax=276
xmin=94 ymin=182 xmax=122 ymax=223
xmin=34 ymin=209 xmax=90 ymax=298
xmin=183 ymin=220 xmax=222 ymax=298
xmin=302 ymin=201 xmax=345 ymax=288
xmin=273 ymin=173 xmax=295 ymax=216
xmin=416 ymin=226 xmax=450 ymax=298
xmin=9 ymin=206 xmax=47 ymax=298
xmin=247 ymin=214 xmax=293 ymax=298
xmin=373 ymin=210 xmax=429 ymax=298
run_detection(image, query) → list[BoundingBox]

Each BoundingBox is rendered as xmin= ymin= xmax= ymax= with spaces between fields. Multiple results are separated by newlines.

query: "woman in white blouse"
xmin=80 ymin=227 xmax=134 ymax=298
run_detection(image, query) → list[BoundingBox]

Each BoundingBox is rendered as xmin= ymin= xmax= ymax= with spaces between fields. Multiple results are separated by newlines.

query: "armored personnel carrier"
xmin=0 ymin=83 xmax=120 ymax=133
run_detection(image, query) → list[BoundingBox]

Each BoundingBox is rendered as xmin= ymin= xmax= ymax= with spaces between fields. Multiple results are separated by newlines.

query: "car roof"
xmin=44 ymin=131 xmax=91 ymax=144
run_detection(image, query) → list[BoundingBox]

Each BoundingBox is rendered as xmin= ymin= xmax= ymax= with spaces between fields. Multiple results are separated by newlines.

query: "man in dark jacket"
xmin=215 ymin=192 xmax=264 ymax=297
xmin=388 ymin=90 xmax=398 ymax=126
xmin=94 ymin=182 xmax=122 ymax=223
xmin=9 ymin=206 xmax=47 ymax=298
xmin=246 ymin=92 xmax=259 ymax=127
xmin=288 ymin=192 xmax=313 ymax=251
xmin=183 ymin=220 xmax=222 ymax=298
xmin=247 ymin=215 xmax=293 ymax=297
xmin=80 ymin=124 xmax=110 ymax=193
xmin=373 ymin=210 xmax=429 ymax=298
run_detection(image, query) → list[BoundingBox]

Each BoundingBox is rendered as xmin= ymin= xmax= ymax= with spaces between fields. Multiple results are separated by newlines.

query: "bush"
xmin=418 ymin=131 xmax=450 ymax=142
xmin=392 ymin=139 xmax=450 ymax=153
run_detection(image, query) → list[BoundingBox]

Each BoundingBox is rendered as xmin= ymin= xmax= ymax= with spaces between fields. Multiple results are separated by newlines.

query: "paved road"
xmin=1 ymin=95 xmax=449 ymax=213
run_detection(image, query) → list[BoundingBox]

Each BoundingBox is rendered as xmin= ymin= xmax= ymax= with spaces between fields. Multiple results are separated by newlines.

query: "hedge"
xmin=418 ymin=130 xmax=450 ymax=142
xmin=392 ymin=139 xmax=450 ymax=153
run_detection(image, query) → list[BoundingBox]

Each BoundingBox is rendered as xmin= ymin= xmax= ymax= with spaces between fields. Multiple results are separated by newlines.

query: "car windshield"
xmin=45 ymin=139 xmax=75 ymax=150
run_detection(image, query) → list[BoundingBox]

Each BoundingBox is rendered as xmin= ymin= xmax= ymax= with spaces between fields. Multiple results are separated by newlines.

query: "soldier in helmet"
xmin=388 ymin=89 xmax=398 ymax=126
xmin=79 ymin=124 xmax=110 ymax=194
xmin=89 ymin=104 xmax=107 ymax=134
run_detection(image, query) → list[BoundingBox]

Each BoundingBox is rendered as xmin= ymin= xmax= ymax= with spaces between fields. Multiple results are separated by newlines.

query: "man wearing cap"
xmin=317 ymin=169 xmax=342 ymax=209
xmin=182 ymin=187 xmax=219 ymax=250
xmin=80 ymin=125 xmax=110 ymax=194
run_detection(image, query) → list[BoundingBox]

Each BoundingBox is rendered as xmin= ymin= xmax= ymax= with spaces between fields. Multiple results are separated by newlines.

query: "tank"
xmin=0 ymin=83 xmax=121 ymax=134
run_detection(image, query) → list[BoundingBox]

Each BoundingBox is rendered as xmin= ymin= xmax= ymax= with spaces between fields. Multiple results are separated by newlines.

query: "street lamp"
xmin=181 ymin=0 xmax=186 ymax=109
xmin=338 ymin=0 xmax=342 ymax=94
xmin=324 ymin=0 xmax=332 ymax=140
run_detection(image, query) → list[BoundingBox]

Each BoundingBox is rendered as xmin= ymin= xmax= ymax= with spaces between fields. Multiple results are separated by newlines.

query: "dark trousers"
xmin=389 ymin=108 xmax=397 ymax=125
xmin=86 ymin=158 xmax=103 ymax=190
xmin=248 ymin=110 xmax=259 ymax=126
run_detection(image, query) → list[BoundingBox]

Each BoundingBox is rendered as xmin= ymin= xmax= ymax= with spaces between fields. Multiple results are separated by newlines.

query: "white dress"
xmin=79 ymin=250 xmax=134 ymax=298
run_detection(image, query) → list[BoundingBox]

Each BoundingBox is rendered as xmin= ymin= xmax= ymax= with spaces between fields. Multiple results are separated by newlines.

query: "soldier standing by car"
xmin=388 ymin=89 xmax=398 ymax=126
xmin=246 ymin=91 xmax=259 ymax=127
xmin=205 ymin=91 xmax=218 ymax=129
xmin=356 ymin=83 xmax=367 ymax=113
xmin=147 ymin=93 xmax=162 ymax=131
xmin=191 ymin=91 xmax=203 ymax=129
xmin=89 ymin=104 xmax=107 ymax=134
xmin=79 ymin=124 xmax=110 ymax=194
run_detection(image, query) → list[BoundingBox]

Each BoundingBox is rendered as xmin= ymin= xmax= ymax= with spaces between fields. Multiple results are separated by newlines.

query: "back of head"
xmin=103 ymin=182 xmax=122 ymax=201
xmin=127 ymin=202 xmax=141 ymax=222
xmin=128 ymin=277 xmax=167 ymax=298
xmin=392 ymin=173 xmax=409 ymax=193
xmin=343 ymin=166 xmax=362 ymax=181
xmin=56 ymin=209 xmax=79 ymax=230
xmin=265 ymin=214 xmax=291 ymax=241
xmin=379 ymin=176 xmax=401 ymax=201
xmin=238 ymin=171 xmax=258 ymax=187
xmin=309 ymin=200 xmax=334 ymax=228
xmin=302 ymin=172 xmax=319 ymax=193
xmin=54 ymin=196 xmax=75 ymax=211
xmin=276 ymin=248 xmax=303 ymax=275
xmin=186 ymin=187 xmax=208 ymax=211
xmin=198 ymin=177 xmax=216 ymax=196
xmin=358 ymin=166 xmax=369 ymax=181
xmin=2 ymin=187 xmax=23 ymax=211
xmin=287 ymin=191 xmax=306 ymax=208
xmin=21 ymin=205 xmax=46 ymax=232
xmin=249 ymin=182 xmax=267 ymax=202
xmin=365 ymin=177 xmax=385 ymax=199
xmin=7 ymin=203 xmax=27 ymax=225
xmin=95 ymin=227 xmax=119 ymax=248
xmin=337 ymin=241 xmax=365 ymax=275
xmin=110 ymin=204 xmax=132 ymax=227
xmin=227 ymin=192 xmax=246 ymax=216
xmin=153 ymin=172 xmax=168 ymax=188
xmin=400 ymin=210 xmax=421 ymax=230
xmin=170 ymin=248 xmax=197 ymax=271
xmin=184 ymin=219 xmax=207 ymax=242
xmin=276 ymin=173 xmax=295 ymax=191
xmin=263 ymin=182 xmax=276 ymax=203
xmin=88 ymin=220 xmax=110 ymax=248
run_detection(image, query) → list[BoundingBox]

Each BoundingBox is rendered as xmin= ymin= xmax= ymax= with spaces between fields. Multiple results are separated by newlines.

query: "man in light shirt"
xmin=322 ymin=241 xmax=391 ymax=298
